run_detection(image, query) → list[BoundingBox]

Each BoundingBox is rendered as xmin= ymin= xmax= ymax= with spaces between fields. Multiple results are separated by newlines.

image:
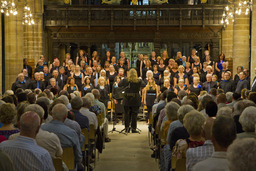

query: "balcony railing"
xmin=44 ymin=5 xmax=226 ymax=29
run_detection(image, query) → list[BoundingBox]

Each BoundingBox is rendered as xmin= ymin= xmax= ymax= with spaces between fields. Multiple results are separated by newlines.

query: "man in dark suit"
xmin=29 ymin=72 xmax=45 ymax=91
xmin=23 ymin=58 xmax=32 ymax=78
xmin=251 ymin=67 xmax=256 ymax=92
xmin=43 ymin=65 xmax=51 ymax=83
xmin=202 ymin=74 xmax=217 ymax=93
xmin=57 ymin=66 xmax=68 ymax=90
xmin=46 ymin=78 xmax=61 ymax=93
xmin=235 ymin=71 xmax=249 ymax=94
xmin=136 ymin=54 xmax=145 ymax=78
xmin=12 ymin=73 xmax=28 ymax=92
xmin=219 ymin=71 xmax=235 ymax=93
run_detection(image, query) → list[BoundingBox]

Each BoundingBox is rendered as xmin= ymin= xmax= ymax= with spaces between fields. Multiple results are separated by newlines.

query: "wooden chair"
xmin=175 ymin=158 xmax=186 ymax=171
xmin=52 ymin=157 xmax=63 ymax=171
xmin=81 ymin=128 xmax=91 ymax=171
xmin=62 ymin=147 xmax=75 ymax=170
xmin=81 ymin=128 xmax=89 ymax=151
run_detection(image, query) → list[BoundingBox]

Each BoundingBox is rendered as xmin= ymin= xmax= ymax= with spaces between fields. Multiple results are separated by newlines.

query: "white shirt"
xmin=192 ymin=152 xmax=229 ymax=171
xmin=9 ymin=129 xmax=63 ymax=158
xmin=79 ymin=107 xmax=98 ymax=129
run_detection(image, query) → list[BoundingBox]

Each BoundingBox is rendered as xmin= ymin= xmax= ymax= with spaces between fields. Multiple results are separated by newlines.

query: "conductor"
xmin=118 ymin=68 xmax=145 ymax=133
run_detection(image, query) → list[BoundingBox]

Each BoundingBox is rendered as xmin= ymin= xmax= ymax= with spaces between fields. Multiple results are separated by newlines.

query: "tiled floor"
xmin=94 ymin=122 xmax=159 ymax=171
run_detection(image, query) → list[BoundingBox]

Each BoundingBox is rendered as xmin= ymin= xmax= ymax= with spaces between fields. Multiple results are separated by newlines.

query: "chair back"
xmin=52 ymin=157 xmax=62 ymax=171
xmin=89 ymin=124 xmax=96 ymax=141
xmin=175 ymin=158 xmax=186 ymax=171
xmin=62 ymin=147 xmax=75 ymax=170
xmin=81 ymin=128 xmax=89 ymax=151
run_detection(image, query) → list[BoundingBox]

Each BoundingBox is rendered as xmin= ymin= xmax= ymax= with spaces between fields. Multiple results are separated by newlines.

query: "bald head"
xmin=52 ymin=104 xmax=68 ymax=122
xmin=20 ymin=111 xmax=40 ymax=138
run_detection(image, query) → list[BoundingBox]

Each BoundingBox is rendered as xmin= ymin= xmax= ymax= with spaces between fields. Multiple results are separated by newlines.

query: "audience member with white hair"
xmin=237 ymin=106 xmax=256 ymax=139
xmin=161 ymin=101 xmax=180 ymax=171
xmin=0 ymin=111 xmax=54 ymax=171
xmin=225 ymin=92 xmax=233 ymax=104
xmin=80 ymin=97 xmax=98 ymax=129
xmin=3 ymin=90 xmax=14 ymax=97
xmin=9 ymin=104 xmax=63 ymax=158
xmin=192 ymin=115 xmax=237 ymax=171
xmin=217 ymin=106 xmax=232 ymax=117
xmin=233 ymin=100 xmax=255 ymax=133
xmin=41 ymin=104 xmax=82 ymax=169
xmin=58 ymin=95 xmax=72 ymax=110
xmin=227 ymin=138 xmax=256 ymax=171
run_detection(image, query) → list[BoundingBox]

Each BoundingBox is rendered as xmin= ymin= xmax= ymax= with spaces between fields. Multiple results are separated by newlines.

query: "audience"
xmin=9 ymin=104 xmax=63 ymax=158
xmin=237 ymin=106 xmax=256 ymax=139
xmin=71 ymin=96 xmax=90 ymax=130
xmin=227 ymin=138 xmax=256 ymax=171
xmin=192 ymin=115 xmax=236 ymax=171
xmin=41 ymin=104 xmax=82 ymax=169
xmin=0 ymin=112 xmax=54 ymax=171
xmin=186 ymin=118 xmax=214 ymax=171
xmin=0 ymin=103 xmax=20 ymax=139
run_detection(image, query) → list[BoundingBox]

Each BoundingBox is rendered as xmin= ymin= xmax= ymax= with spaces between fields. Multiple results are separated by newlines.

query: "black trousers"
xmin=124 ymin=106 xmax=139 ymax=130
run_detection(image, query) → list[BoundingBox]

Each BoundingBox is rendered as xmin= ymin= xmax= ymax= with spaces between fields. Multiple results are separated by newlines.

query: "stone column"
xmin=251 ymin=0 xmax=256 ymax=84
xmin=232 ymin=0 xmax=250 ymax=76
xmin=4 ymin=1 xmax=24 ymax=91
xmin=222 ymin=23 xmax=234 ymax=60
xmin=0 ymin=15 xmax=2 ymax=95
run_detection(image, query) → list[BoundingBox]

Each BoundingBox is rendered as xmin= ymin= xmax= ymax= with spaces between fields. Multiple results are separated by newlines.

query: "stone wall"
xmin=3 ymin=0 xmax=44 ymax=91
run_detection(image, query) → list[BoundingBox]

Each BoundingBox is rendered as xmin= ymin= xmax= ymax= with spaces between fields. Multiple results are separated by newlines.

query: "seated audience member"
xmin=41 ymin=104 xmax=82 ymax=168
xmin=237 ymin=106 xmax=256 ymax=139
xmin=233 ymin=100 xmax=255 ymax=133
xmin=217 ymin=107 xmax=232 ymax=117
xmin=157 ymin=91 xmax=177 ymax=129
xmin=9 ymin=104 xmax=63 ymax=158
xmin=183 ymin=110 xmax=205 ymax=148
xmin=177 ymin=90 xmax=187 ymax=101
xmin=226 ymin=92 xmax=233 ymax=104
xmin=0 ymin=112 xmax=54 ymax=171
xmin=205 ymin=101 xmax=218 ymax=118
xmin=80 ymin=97 xmax=98 ymax=130
xmin=167 ymin=105 xmax=194 ymax=145
xmin=209 ymin=88 xmax=217 ymax=102
xmin=71 ymin=96 xmax=89 ymax=130
xmin=198 ymin=95 xmax=213 ymax=117
xmin=227 ymin=138 xmax=256 ymax=171
xmin=192 ymin=115 xmax=237 ymax=171
xmin=161 ymin=101 xmax=180 ymax=171
xmin=0 ymin=150 xmax=14 ymax=171
xmin=186 ymin=118 xmax=214 ymax=171
xmin=29 ymin=72 xmax=45 ymax=91
xmin=92 ymin=89 xmax=111 ymax=142
xmin=11 ymin=73 xmax=27 ymax=92
xmin=216 ymin=93 xmax=227 ymax=109
xmin=227 ymin=92 xmax=241 ymax=107
xmin=0 ymin=103 xmax=20 ymax=139
xmin=248 ymin=92 xmax=256 ymax=104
